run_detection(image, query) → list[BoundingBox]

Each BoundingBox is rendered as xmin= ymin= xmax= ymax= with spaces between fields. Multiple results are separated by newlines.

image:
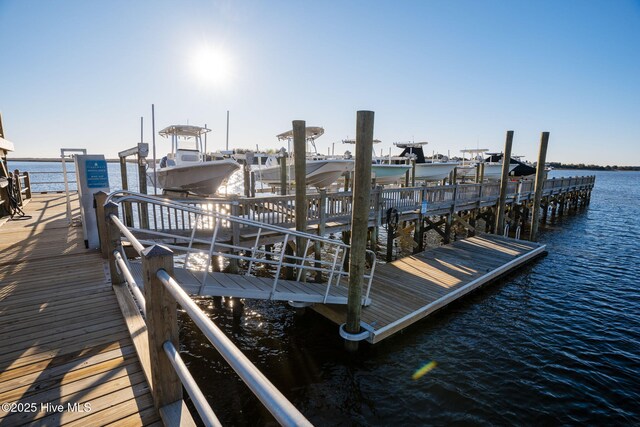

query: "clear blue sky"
xmin=1 ymin=0 xmax=639 ymax=165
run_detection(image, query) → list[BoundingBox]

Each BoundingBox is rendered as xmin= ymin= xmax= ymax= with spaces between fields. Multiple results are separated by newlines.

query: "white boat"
xmin=150 ymin=125 xmax=240 ymax=195
xmin=254 ymin=126 xmax=354 ymax=189
xmin=255 ymin=157 xmax=354 ymax=188
xmin=456 ymin=148 xmax=517 ymax=180
xmin=393 ymin=142 xmax=459 ymax=182
xmin=341 ymin=139 xmax=411 ymax=185
xmin=370 ymin=163 xmax=412 ymax=184
xmin=414 ymin=161 xmax=460 ymax=181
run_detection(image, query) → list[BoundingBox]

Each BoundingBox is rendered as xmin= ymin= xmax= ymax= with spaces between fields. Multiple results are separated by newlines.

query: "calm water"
xmin=182 ymin=170 xmax=640 ymax=426
xmin=11 ymin=162 xmax=640 ymax=425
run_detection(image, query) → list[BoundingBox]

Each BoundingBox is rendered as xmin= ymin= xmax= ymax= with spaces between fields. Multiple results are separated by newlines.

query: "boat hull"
xmin=255 ymin=160 xmax=354 ymax=188
xmin=150 ymin=159 xmax=240 ymax=194
xmin=414 ymin=162 xmax=459 ymax=181
xmin=457 ymin=163 xmax=517 ymax=180
xmin=371 ymin=164 xmax=412 ymax=185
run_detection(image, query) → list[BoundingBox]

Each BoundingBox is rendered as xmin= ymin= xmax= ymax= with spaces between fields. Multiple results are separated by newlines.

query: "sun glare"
xmin=190 ymin=45 xmax=232 ymax=87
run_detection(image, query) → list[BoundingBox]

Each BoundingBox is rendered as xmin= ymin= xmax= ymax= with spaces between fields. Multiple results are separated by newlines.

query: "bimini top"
xmin=276 ymin=126 xmax=324 ymax=141
xmin=159 ymin=125 xmax=211 ymax=138
xmin=393 ymin=141 xmax=428 ymax=148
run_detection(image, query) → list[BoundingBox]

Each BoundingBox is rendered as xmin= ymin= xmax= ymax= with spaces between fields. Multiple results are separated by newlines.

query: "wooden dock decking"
xmin=312 ymin=234 xmax=546 ymax=343
xmin=0 ymin=194 xmax=160 ymax=426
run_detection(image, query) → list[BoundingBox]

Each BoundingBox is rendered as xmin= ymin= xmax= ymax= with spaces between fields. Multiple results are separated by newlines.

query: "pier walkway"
xmin=0 ymin=194 xmax=160 ymax=426
xmin=312 ymin=234 xmax=545 ymax=343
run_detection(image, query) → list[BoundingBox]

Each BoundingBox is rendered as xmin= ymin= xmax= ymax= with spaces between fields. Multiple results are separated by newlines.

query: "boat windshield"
xmin=177 ymin=137 xmax=200 ymax=151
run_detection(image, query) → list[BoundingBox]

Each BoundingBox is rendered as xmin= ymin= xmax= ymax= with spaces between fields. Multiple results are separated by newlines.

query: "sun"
xmin=190 ymin=45 xmax=232 ymax=87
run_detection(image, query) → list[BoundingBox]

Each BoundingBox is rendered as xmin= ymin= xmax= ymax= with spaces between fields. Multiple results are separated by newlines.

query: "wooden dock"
xmin=0 ymin=194 xmax=160 ymax=426
xmin=312 ymin=234 xmax=546 ymax=343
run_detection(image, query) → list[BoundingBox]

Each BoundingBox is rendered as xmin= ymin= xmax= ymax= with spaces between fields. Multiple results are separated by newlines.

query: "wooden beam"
xmin=142 ymin=244 xmax=182 ymax=411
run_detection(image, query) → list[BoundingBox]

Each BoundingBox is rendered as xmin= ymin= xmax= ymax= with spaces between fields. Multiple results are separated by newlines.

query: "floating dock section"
xmin=312 ymin=234 xmax=546 ymax=343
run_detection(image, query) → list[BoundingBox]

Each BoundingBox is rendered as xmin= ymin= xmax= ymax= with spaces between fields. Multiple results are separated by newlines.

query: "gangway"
xmin=103 ymin=191 xmax=376 ymax=306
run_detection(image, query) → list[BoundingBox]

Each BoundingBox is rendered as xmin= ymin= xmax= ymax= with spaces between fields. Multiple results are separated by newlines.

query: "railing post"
xmin=410 ymin=158 xmax=416 ymax=187
xmin=13 ymin=169 xmax=23 ymax=205
xmin=94 ymin=191 xmax=109 ymax=258
xmin=315 ymin=189 xmax=327 ymax=282
xmin=119 ymin=156 xmax=134 ymax=226
xmin=104 ymin=201 xmax=124 ymax=285
xmin=23 ymin=171 xmax=32 ymax=200
xmin=229 ymin=199 xmax=240 ymax=274
xmin=142 ymin=245 xmax=182 ymax=411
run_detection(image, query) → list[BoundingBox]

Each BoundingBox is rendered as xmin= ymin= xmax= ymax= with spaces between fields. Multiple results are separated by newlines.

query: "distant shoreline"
xmin=8 ymin=157 xmax=638 ymax=171
xmin=9 ymin=157 xmax=151 ymax=163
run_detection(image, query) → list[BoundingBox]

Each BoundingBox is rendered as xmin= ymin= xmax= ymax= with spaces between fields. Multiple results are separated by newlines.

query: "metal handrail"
xmin=157 ymin=269 xmax=313 ymax=427
xmin=113 ymin=250 xmax=146 ymax=316
xmin=107 ymin=220 xmax=311 ymax=425
xmin=107 ymin=191 xmax=377 ymax=301
xmin=163 ymin=341 xmax=221 ymax=427
xmin=107 ymin=190 xmax=351 ymax=248
xmin=110 ymin=214 xmax=145 ymax=254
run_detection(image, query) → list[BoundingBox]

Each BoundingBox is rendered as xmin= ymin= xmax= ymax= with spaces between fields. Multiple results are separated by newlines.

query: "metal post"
xmin=495 ymin=130 xmax=514 ymax=233
xmin=345 ymin=111 xmax=374 ymax=351
xmin=530 ymin=132 xmax=550 ymax=241
xmin=152 ymin=104 xmax=157 ymax=195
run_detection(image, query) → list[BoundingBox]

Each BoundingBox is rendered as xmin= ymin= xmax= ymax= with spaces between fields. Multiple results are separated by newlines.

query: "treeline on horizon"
xmin=548 ymin=162 xmax=640 ymax=171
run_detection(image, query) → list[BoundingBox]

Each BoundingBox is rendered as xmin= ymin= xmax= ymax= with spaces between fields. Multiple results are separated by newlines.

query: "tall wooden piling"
xmin=530 ymin=132 xmax=549 ymax=241
xmin=495 ymin=130 xmax=514 ymax=233
xmin=293 ymin=120 xmax=307 ymax=267
xmin=345 ymin=111 xmax=374 ymax=351
xmin=279 ymin=154 xmax=288 ymax=196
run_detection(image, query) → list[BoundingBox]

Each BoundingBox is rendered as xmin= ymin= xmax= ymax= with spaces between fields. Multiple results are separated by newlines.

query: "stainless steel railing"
xmin=106 ymin=205 xmax=313 ymax=426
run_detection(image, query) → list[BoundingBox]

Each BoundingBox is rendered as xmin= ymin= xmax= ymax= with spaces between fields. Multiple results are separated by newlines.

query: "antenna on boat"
xmin=226 ymin=110 xmax=230 ymax=151
xmin=140 ymin=116 xmax=144 ymax=143
xmin=152 ymin=104 xmax=157 ymax=195
xmin=204 ymin=123 xmax=208 ymax=154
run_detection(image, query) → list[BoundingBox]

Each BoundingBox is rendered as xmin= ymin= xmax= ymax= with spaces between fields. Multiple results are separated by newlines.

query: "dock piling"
xmin=530 ymin=132 xmax=550 ymax=241
xmin=293 ymin=120 xmax=308 ymax=277
xmin=345 ymin=110 xmax=374 ymax=351
xmin=495 ymin=130 xmax=514 ymax=233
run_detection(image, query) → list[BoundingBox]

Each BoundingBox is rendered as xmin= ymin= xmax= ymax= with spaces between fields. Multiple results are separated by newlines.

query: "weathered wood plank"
xmin=312 ymin=234 xmax=546 ymax=343
xmin=0 ymin=193 xmax=159 ymax=426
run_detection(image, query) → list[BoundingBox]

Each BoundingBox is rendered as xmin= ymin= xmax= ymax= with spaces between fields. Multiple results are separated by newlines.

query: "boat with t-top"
xmin=254 ymin=126 xmax=353 ymax=189
xmin=149 ymin=124 xmax=240 ymax=195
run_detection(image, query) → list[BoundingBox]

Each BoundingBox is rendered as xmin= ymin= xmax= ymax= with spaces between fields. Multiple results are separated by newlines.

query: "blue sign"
xmin=421 ymin=200 xmax=428 ymax=214
xmin=85 ymin=159 xmax=109 ymax=188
